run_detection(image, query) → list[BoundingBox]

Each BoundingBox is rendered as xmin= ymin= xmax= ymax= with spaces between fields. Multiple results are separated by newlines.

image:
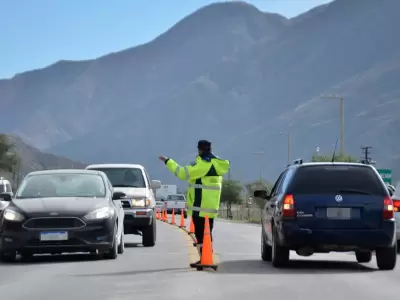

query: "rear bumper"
xmin=0 ymin=219 xmax=115 ymax=254
xmin=280 ymin=221 xmax=396 ymax=250
xmin=123 ymin=208 xmax=154 ymax=232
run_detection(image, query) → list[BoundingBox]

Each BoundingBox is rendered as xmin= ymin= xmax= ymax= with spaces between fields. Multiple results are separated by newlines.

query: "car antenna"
xmin=331 ymin=137 xmax=339 ymax=162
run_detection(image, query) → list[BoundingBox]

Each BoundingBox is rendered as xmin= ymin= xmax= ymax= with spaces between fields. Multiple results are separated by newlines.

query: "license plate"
xmin=40 ymin=231 xmax=68 ymax=241
xmin=327 ymin=207 xmax=351 ymax=219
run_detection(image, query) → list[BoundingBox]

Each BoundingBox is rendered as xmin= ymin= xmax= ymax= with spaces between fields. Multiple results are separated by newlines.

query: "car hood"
xmin=11 ymin=197 xmax=108 ymax=217
xmin=113 ymin=187 xmax=148 ymax=198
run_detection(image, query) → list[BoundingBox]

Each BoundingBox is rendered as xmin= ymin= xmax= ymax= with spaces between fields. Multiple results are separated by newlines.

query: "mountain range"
xmin=1 ymin=0 xmax=399 ymax=184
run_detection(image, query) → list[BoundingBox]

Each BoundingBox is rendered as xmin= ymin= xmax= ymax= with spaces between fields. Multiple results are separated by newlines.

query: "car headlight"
xmin=131 ymin=199 xmax=150 ymax=207
xmin=3 ymin=209 xmax=25 ymax=222
xmin=84 ymin=207 xmax=112 ymax=220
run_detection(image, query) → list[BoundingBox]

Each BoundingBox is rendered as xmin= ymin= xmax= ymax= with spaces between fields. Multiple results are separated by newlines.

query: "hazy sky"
xmin=0 ymin=0 xmax=332 ymax=78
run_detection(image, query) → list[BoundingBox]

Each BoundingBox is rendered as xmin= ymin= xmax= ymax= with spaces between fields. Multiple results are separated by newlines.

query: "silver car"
xmin=391 ymin=183 xmax=400 ymax=243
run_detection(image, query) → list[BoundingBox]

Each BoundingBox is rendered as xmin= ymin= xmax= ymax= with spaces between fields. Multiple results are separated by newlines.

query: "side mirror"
xmin=0 ymin=193 xmax=12 ymax=202
xmin=112 ymin=191 xmax=126 ymax=200
xmin=253 ymin=190 xmax=270 ymax=200
xmin=151 ymin=180 xmax=161 ymax=190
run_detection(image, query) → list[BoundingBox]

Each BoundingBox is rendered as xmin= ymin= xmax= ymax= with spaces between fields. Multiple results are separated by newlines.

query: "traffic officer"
xmin=158 ymin=140 xmax=230 ymax=267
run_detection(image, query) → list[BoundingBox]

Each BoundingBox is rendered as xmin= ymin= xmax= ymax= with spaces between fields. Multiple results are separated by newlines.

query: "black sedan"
xmin=0 ymin=169 xmax=126 ymax=262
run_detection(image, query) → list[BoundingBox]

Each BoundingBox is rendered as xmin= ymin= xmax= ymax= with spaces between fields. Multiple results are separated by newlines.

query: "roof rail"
xmin=292 ymin=158 xmax=303 ymax=165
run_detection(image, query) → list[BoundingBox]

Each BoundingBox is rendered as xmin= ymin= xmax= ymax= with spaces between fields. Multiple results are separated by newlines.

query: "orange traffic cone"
xmin=164 ymin=209 xmax=167 ymax=222
xmin=162 ymin=209 xmax=166 ymax=222
xmin=188 ymin=217 xmax=195 ymax=235
xmin=179 ymin=209 xmax=186 ymax=228
xmin=156 ymin=210 xmax=159 ymax=220
xmin=171 ymin=209 xmax=176 ymax=225
xmin=195 ymin=216 xmax=217 ymax=271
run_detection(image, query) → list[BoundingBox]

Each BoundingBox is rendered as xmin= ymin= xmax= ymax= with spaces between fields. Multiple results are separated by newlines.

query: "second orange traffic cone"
xmin=188 ymin=217 xmax=195 ymax=234
xmin=170 ymin=209 xmax=176 ymax=225
xmin=156 ymin=209 xmax=160 ymax=220
xmin=179 ymin=209 xmax=186 ymax=228
xmin=163 ymin=209 xmax=167 ymax=222
xmin=196 ymin=216 xmax=217 ymax=271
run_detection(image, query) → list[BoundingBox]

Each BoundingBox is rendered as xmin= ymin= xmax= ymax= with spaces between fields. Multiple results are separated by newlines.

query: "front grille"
xmin=23 ymin=217 xmax=86 ymax=229
xmin=27 ymin=238 xmax=84 ymax=246
xmin=122 ymin=200 xmax=131 ymax=208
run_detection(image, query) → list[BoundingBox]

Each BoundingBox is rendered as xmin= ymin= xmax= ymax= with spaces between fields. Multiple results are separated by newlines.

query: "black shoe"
xmin=190 ymin=260 xmax=201 ymax=268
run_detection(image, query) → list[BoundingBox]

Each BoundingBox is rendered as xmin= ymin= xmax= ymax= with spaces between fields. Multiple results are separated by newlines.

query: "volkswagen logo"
xmin=49 ymin=212 xmax=59 ymax=216
xmin=335 ymin=195 xmax=343 ymax=202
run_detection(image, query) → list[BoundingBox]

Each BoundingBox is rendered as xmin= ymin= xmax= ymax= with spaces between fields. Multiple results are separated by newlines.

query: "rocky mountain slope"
xmin=0 ymin=0 xmax=399 ymax=183
xmin=0 ymin=135 xmax=86 ymax=185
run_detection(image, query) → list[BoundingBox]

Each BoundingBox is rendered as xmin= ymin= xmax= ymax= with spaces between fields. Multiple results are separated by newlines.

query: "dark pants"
xmin=192 ymin=215 xmax=214 ymax=246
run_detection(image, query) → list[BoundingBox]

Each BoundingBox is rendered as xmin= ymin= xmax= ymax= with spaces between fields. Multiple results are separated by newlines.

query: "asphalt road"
xmin=1 ymin=214 xmax=400 ymax=300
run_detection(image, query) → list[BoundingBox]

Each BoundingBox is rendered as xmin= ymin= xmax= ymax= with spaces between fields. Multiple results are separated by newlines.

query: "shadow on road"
xmin=216 ymin=259 xmax=376 ymax=274
xmin=0 ymin=253 xmax=99 ymax=265
xmin=76 ymin=267 xmax=190 ymax=277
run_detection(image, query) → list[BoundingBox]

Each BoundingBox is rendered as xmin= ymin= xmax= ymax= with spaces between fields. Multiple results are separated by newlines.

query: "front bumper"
xmin=123 ymin=208 xmax=154 ymax=232
xmin=0 ymin=218 xmax=115 ymax=254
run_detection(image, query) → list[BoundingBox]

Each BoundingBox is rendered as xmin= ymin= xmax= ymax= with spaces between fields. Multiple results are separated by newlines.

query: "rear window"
xmin=288 ymin=165 xmax=387 ymax=195
xmin=167 ymin=195 xmax=185 ymax=201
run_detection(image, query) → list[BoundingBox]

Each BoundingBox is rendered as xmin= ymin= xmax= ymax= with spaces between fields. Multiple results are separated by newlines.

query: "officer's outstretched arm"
xmin=165 ymin=158 xmax=209 ymax=181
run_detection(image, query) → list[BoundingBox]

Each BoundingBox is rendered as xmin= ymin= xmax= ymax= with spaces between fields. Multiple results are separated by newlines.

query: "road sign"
xmin=378 ymin=169 xmax=392 ymax=184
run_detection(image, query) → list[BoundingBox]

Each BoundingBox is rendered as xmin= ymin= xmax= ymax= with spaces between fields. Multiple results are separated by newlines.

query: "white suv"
xmin=85 ymin=164 xmax=161 ymax=247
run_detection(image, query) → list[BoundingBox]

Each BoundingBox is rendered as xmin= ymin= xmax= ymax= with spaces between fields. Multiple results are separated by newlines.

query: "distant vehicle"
xmin=165 ymin=194 xmax=187 ymax=218
xmin=85 ymin=164 xmax=161 ymax=247
xmin=256 ymin=160 xmax=396 ymax=270
xmin=157 ymin=184 xmax=178 ymax=199
xmin=390 ymin=182 xmax=400 ymax=246
xmin=0 ymin=177 xmax=12 ymax=213
xmin=0 ymin=169 xmax=125 ymax=262
xmin=155 ymin=200 xmax=164 ymax=212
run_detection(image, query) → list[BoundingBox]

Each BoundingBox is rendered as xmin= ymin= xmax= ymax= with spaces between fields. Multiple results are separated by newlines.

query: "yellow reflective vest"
xmin=165 ymin=153 xmax=230 ymax=218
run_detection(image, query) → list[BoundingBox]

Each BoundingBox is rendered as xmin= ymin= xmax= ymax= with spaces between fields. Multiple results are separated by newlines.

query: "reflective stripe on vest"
xmin=174 ymin=166 xmax=189 ymax=180
xmin=186 ymin=206 xmax=219 ymax=214
xmin=188 ymin=183 xmax=221 ymax=190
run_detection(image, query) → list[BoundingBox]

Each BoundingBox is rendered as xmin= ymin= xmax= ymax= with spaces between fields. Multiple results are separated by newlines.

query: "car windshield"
xmin=288 ymin=165 xmax=387 ymax=196
xmin=89 ymin=168 xmax=146 ymax=188
xmin=167 ymin=195 xmax=185 ymax=201
xmin=15 ymin=173 xmax=106 ymax=199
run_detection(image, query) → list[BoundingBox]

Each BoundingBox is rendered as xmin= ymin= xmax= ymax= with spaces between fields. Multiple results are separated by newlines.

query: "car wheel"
xmin=261 ymin=230 xmax=272 ymax=261
xmin=104 ymin=227 xmax=118 ymax=260
xmin=376 ymin=243 xmax=397 ymax=270
xmin=271 ymin=228 xmax=289 ymax=267
xmin=142 ymin=220 xmax=156 ymax=247
xmin=0 ymin=251 xmax=16 ymax=263
xmin=355 ymin=250 xmax=372 ymax=263
xmin=118 ymin=228 xmax=125 ymax=254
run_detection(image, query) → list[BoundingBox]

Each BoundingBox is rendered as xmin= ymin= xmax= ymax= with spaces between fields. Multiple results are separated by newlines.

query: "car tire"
xmin=142 ymin=220 xmax=156 ymax=247
xmin=355 ymin=250 xmax=372 ymax=263
xmin=261 ymin=230 xmax=272 ymax=261
xmin=271 ymin=228 xmax=289 ymax=267
xmin=376 ymin=243 xmax=397 ymax=270
xmin=0 ymin=251 xmax=16 ymax=263
xmin=104 ymin=227 xmax=118 ymax=260
xmin=118 ymin=228 xmax=125 ymax=254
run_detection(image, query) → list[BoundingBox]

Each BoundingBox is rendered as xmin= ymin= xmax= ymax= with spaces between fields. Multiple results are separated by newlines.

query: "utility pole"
xmin=321 ymin=94 xmax=345 ymax=157
xmin=360 ymin=146 xmax=373 ymax=164
xmin=252 ymin=149 xmax=265 ymax=181
xmin=280 ymin=131 xmax=291 ymax=165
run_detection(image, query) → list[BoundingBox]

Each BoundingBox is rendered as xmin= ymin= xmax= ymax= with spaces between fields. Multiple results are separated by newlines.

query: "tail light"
xmin=383 ymin=196 xmax=394 ymax=219
xmin=393 ymin=199 xmax=400 ymax=212
xmin=282 ymin=194 xmax=295 ymax=218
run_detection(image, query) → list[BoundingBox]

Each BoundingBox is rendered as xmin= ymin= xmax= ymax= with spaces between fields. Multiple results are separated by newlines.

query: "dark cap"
xmin=197 ymin=140 xmax=211 ymax=150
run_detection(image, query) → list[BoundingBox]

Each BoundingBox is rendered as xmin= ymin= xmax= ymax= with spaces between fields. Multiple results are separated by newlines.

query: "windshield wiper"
xmin=113 ymin=184 xmax=140 ymax=188
xmin=337 ymin=189 xmax=372 ymax=195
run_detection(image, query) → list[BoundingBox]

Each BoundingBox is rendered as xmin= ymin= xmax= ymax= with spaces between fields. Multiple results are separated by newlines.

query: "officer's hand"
xmin=158 ymin=156 xmax=167 ymax=162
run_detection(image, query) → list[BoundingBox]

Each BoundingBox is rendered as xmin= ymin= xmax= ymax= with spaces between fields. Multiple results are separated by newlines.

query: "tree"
xmin=312 ymin=154 xmax=358 ymax=162
xmin=245 ymin=179 xmax=273 ymax=211
xmin=0 ymin=134 xmax=19 ymax=173
xmin=220 ymin=179 xmax=243 ymax=218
